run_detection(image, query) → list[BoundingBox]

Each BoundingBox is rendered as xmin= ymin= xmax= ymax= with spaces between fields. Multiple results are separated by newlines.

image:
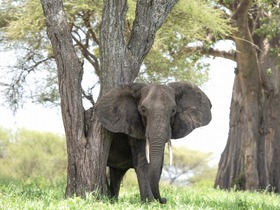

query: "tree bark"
xmin=215 ymin=0 xmax=280 ymax=191
xmin=41 ymin=0 xmax=179 ymax=198
xmin=40 ymin=0 xmax=111 ymax=197
xmin=258 ymin=37 xmax=280 ymax=191
xmin=99 ymin=0 xmax=179 ymax=95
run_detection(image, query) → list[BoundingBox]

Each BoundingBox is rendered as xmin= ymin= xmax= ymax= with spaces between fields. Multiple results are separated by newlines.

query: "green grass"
xmin=1 ymin=179 xmax=280 ymax=210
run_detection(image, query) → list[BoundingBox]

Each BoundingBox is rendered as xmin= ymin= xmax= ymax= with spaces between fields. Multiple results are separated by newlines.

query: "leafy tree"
xmin=0 ymin=0 xmax=231 ymax=110
xmin=0 ymin=0 xmax=231 ymax=198
xmin=162 ymin=147 xmax=215 ymax=186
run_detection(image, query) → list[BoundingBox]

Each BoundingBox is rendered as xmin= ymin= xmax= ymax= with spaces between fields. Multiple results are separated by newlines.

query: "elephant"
xmin=94 ymin=81 xmax=212 ymax=203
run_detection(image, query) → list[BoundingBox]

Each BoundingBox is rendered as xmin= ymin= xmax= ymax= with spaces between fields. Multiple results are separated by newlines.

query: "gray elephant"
xmin=95 ymin=81 xmax=212 ymax=203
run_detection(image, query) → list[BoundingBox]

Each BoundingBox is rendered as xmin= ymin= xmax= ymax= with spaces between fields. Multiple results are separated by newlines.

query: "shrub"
xmin=0 ymin=129 xmax=67 ymax=182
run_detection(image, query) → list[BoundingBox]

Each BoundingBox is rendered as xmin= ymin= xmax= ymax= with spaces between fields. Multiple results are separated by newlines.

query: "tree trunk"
xmin=99 ymin=0 xmax=179 ymax=94
xmin=215 ymin=0 xmax=280 ymax=191
xmin=41 ymin=0 xmax=179 ymax=198
xmin=259 ymin=36 xmax=280 ymax=191
xmin=40 ymin=0 xmax=111 ymax=197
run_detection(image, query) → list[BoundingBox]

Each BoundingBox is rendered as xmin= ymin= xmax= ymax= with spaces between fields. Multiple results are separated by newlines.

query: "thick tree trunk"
xmin=40 ymin=0 xmax=111 ymax=197
xmin=99 ymin=0 xmax=179 ymax=94
xmin=215 ymin=38 xmax=280 ymax=191
xmin=41 ymin=0 xmax=179 ymax=198
xmin=215 ymin=0 xmax=280 ymax=191
xmin=259 ymin=37 xmax=280 ymax=191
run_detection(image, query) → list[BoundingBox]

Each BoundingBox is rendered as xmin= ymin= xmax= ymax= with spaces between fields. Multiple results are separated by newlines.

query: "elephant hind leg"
xmin=109 ymin=167 xmax=128 ymax=199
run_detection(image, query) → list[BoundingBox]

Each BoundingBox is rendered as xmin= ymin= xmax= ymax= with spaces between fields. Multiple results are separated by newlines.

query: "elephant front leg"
xmin=136 ymin=167 xmax=154 ymax=202
xmin=130 ymin=138 xmax=154 ymax=202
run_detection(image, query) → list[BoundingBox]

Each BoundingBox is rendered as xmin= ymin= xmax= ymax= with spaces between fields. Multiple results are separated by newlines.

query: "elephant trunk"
xmin=146 ymin=139 xmax=173 ymax=166
xmin=145 ymin=113 xmax=171 ymax=203
xmin=148 ymin=140 xmax=166 ymax=204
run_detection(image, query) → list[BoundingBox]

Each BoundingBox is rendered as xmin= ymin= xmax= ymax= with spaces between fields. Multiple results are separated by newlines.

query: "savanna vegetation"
xmin=1 ymin=178 xmax=280 ymax=209
xmin=1 ymin=128 xmax=280 ymax=209
xmin=1 ymin=0 xmax=280 ymax=205
xmin=0 ymin=0 xmax=232 ymax=197
xmin=162 ymin=147 xmax=216 ymax=186
xmin=0 ymin=128 xmax=214 ymax=185
xmin=0 ymin=128 xmax=67 ymax=181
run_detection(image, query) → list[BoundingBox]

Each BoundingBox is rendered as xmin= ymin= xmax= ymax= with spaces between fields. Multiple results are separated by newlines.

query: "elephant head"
xmin=95 ymin=82 xmax=212 ymax=202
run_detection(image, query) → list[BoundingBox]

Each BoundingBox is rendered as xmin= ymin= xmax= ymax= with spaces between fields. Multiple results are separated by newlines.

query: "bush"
xmin=162 ymin=146 xmax=216 ymax=186
xmin=122 ymin=169 xmax=138 ymax=186
xmin=0 ymin=127 xmax=11 ymax=158
xmin=0 ymin=129 xmax=67 ymax=182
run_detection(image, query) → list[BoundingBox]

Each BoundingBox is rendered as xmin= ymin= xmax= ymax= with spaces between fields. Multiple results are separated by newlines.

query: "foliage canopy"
xmin=0 ymin=0 xmax=232 ymax=110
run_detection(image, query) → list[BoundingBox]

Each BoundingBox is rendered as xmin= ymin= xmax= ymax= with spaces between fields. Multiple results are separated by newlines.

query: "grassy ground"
xmin=1 ymin=178 xmax=280 ymax=210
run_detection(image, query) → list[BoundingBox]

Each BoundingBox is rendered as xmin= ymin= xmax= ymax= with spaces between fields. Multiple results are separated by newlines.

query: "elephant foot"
xmin=141 ymin=197 xmax=154 ymax=203
xmin=141 ymin=198 xmax=167 ymax=204
xmin=158 ymin=197 xmax=167 ymax=204
xmin=141 ymin=195 xmax=167 ymax=204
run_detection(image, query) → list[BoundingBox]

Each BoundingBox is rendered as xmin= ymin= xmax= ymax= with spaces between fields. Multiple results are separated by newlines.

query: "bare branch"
xmin=22 ymin=56 xmax=54 ymax=72
xmin=83 ymin=11 xmax=100 ymax=46
xmin=81 ymin=81 xmax=99 ymax=106
xmin=82 ymin=89 xmax=95 ymax=106
xmin=71 ymin=34 xmax=100 ymax=76
xmin=184 ymin=46 xmax=236 ymax=62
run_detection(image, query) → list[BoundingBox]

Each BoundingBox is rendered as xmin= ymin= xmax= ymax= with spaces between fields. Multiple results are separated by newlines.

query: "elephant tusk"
xmin=146 ymin=139 xmax=150 ymax=164
xmin=168 ymin=140 xmax=173 ymax=166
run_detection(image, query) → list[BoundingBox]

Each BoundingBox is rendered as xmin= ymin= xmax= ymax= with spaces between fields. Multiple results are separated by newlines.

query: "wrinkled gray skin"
xmin=95 ymin=82 xmax=212 ymax=203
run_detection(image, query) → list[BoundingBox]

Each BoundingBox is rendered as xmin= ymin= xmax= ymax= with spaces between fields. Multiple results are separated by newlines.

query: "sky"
xmin=0 ymin=55 xmax=235 ymax=164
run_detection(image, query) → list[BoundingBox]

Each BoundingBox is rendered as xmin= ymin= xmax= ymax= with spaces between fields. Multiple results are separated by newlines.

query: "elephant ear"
xmin=94 ymin=83 xmax=146 ymax=139
xmin=168 ymin=82 xmax=212 ymax=139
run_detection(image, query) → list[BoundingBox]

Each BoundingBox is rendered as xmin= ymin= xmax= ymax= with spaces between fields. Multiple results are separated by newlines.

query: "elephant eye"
xmin=141 ymin=106 xmax=146 ymax=115
xmin=171 ymin=107 xmax=176 ymax=116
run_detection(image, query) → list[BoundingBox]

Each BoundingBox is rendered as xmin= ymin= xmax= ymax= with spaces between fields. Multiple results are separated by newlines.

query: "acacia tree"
xmin=40 ymin=0 xmax=182 ymax=197
xmin=2 ymin=0 xmax=244 ymax=196
xmin=1 ymin=0 xmax=230 ymax=197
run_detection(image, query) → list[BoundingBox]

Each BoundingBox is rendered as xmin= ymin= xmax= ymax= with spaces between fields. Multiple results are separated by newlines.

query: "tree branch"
xmin=72 ymin=34 xmax=100 ymax=76
xmin=82 ymin=89 xmax=95 ymax=106
xmin=125 ymin=0 xmax=179 ymax=79
xmin=40 ymin=0 xmax=85 ymax=144
xmin=232 ymin=0 xmax=253 ymax=20
xmin=183 ymin=46 xmax=236 ymax=62
xmin=128 ymin=0 xmax=179 ymax=58
xmin=83 ymin=11 xmax=100 ymax=46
